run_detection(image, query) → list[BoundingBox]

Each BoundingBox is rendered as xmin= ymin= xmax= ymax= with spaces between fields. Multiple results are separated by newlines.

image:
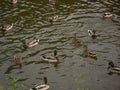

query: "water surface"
xmin=0 ymin=0 xmax=120 ymax=90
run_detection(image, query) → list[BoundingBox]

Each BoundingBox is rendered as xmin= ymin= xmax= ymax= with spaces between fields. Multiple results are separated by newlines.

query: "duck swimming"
xmin=42 ymin=50 xmax=59 ymax=63
xmin=49 ymin=0 xmax=55 ymax=5
xmin=103 ymin=12 xmax=113 ymax=18
xmin=45 ymin=15 xmax=58 ymax=24
xmin=11 ymin=0 xmax=17 ymax=4
xmin=2 ymin=23 xmax=13 ymax=31
xmin=88 ymin=29 xmax=97 ymax=39
xmin=22 ymin=39 xmax=39 ymax=48
xmin=72 ymin=33 xmax=84 ymax=47
xmin=30 ymin=77 xmax=50 ymax=90
xmin=83 ymin=45 xmax=97 ymax=59
xmin=107 ymin=61 xmax=120 ymax=75
xmin=14 ymin=55 xmax=24 ymax=68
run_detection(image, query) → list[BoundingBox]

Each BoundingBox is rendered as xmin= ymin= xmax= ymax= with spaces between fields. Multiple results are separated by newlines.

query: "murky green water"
xmin=0 ymin=0 xmax=120 ymax=90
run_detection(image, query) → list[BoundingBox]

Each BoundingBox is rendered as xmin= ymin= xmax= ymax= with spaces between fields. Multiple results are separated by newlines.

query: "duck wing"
xmin=6 ymin=24 xmax=13 ymax=31
xmin=113 ymin=67 xmax=120 ymax=71
xmin=27 ymin=39 xmax=39 ymax=47
xmin=42 ymin=56 xmax=55 ymax=60
xmin=28 ymin=39 xmax=39 ymax=45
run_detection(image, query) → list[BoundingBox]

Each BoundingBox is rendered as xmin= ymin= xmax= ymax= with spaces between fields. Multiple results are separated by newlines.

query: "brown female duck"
xmin=72 ymin=33 xmax=84 ymax=47
xmin=14 ymin=55 xmax=24 ymax=68
xmin=83 ymin=45 xmax=97 ymax=59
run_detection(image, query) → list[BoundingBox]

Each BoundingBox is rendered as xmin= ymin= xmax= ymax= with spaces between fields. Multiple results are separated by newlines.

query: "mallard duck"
xmin=72 ymin=33 xmax=84 ymax=47
xmin=87 ymin=50 xmax=96 ymax=58
xmin=107 ymin=61 xmax=120 ymax=74
xmin=45 ymin=15 xmax=58 ymax=24
xmin=2 ymin=23 xmax=13 ymax=31
xmin=88 ymin=29 xmax=97 ymax=39
xmin=14 ymin=55 xmax=24 ymax=68
xmin=103 ymin=12 xmax=113 ymax=18
xmin=49 ymin=0 xmax=55 ymax=5
xmin=11 ymin=0 xmax=17 ymax=4
xmin=42 ymin=50 xmax=59 ymax=63
xmin=83 ymin=45 xmax=97 ymax=59
xmin=30 ymin=77 xmax=50 ymax=90
xmin=22 ymin=39 xmax=39 ymax=48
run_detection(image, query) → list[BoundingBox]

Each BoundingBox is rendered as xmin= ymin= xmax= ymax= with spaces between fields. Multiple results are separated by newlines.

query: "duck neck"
xmin=44 ymin=77 xmax=47 ymax=84
xmin=74 ymin=33 xmax=77 ymax=39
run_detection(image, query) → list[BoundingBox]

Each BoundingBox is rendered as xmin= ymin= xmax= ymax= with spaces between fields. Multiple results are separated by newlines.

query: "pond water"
xmin=0 ymin=0 xmax=120 ymax=90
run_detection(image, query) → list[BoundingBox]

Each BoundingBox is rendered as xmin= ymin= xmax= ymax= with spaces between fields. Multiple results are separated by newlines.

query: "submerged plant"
xmin=7 ymin=77 xmax=20 ymax=90
xmin=77 ymin=87 xmax=90 ymax=90
xmin=7 ymin=77 xmax=27 ymax=90
xmin=0 ymin=86 xmax=4 ymax=90
xmin=75 ymin=73 xmax=84 ymax=83
xmin=21 ymin=84 xmax=27 ymax=90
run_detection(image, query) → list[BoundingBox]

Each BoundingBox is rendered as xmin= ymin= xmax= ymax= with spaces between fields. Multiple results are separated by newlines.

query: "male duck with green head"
xmin=22 ymin=39 xmax=39 ymax=49
xmin=30 ymin=77 xmax=50 ymax=90
xmin=107 ymin=61 xmax=120 ymax=75
xmin=42 ymin=50 xmax=59 ymax=63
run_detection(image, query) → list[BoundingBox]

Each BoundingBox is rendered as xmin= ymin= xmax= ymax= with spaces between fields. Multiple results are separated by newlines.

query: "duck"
xmin=11 ymin=0 xmax=17 ymax=4
xmin=72 ymin=33 xmax=84 ymax=47
xmin=103 ymin=12 xmax=113 ymax=18
xmin=88 ymin=29 xmax=97 ymax=39
xmin=22 ymin=39 xmax=39 ymax=48
xmin=42 ymin=50 xmax=59 ymax=63
xmin=83 ymin=45 xmax=97 ymax=59
xmin=45 ymin=15 xmax=58 ymax=24
xmin=2 ymin=23 xmax=13 ymax=31
xmin=30 ymin=77 xmax=50 ymax=90
xmin=14 ymin=55 xmax=24 ymax=68
xmin=87 ymin=50 xmax=97 ymax=58
xmin=107 ymin=61 xmax=120 ymax=75
xmin=49 ymin=0 xmax=55 ymax=5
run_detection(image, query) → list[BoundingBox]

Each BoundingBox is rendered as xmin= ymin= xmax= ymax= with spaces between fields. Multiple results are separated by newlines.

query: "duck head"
xmin=92 ymin=30 xmax=96 ymax=34
xmin=108 ymin=61 xmax=114 ymax=69
xmin=21 ymin=40 xmax=26 ymax=44
xmin=53 ymin=50 xmax=57 ymax=56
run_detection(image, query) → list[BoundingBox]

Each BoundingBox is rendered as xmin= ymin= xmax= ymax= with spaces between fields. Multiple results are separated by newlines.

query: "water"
xmin=0 ymin=0 xmax=120 ymax=90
